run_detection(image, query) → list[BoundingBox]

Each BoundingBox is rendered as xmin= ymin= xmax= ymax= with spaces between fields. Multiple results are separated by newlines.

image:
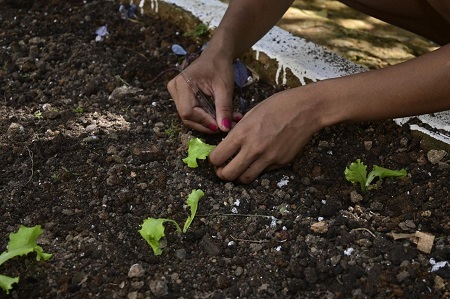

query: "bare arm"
xmin=206 ymin=0 xmax=295 ymax=60
xmin=323 ymin=43 xmax=450 ymax=127
xmin=167 ymin=0 xmax=294 ymax=133
xmin=209 ymin=43 xmax=450 ymax=183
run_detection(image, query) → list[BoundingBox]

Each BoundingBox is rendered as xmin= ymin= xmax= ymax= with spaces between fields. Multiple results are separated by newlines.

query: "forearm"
xmin=204 ymin=0 xmax=294 ymax=60
xmin=318 ymin=43 xmax=450 ymax=127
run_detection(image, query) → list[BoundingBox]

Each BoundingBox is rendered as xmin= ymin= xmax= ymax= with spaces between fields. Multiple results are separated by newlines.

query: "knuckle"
xmin=251 ymin=144 xmax=266 ymax=156
xmin=217 ymin=168 xmax=237 ymax=182
xmin=179 ymin=109 xmax=195 ymax=120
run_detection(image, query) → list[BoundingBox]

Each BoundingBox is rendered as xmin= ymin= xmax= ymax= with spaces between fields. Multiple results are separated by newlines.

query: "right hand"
xmin=209 ymin=86 xmax=325 ymax=183
xmin=167 ymin=49 xmax=242 ymax=133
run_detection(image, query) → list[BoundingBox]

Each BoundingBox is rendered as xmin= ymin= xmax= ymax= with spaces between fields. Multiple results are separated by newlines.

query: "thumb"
xmin=213 ymin=85 xmax=234 ymax=132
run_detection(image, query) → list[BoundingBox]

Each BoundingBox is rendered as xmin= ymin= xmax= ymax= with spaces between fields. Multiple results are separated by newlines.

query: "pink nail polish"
xmin=208 ymin=124 xmax=218 ymax=131
xmin=234 ymin=116 xmax=242 ymax=122
xmin=222 ymin=118 xmax=231 ymax=129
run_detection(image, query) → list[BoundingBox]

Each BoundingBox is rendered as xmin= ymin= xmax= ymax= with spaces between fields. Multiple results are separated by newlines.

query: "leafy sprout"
xmin=73 ymin=106 xmax=84 ymax=114
xmin=0 ymin=225 xmax=52 ymax=294
xmin=344 ymin=159 xmax=407 ymax=192
xmin=182 ymin=138 xmax=216 ymax=168
xmin=33 ymin=111 xmax=43 ymax=119
xmin=139 ymin=189 xmax=204 ymax=255
xmin=184 ymin=23 xmax=210 ymax=39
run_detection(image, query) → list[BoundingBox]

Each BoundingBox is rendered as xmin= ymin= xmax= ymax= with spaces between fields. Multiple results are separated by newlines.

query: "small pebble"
xmin=128 ymin=263 xmax=145 ymax=278
xmin=310 ymin=221 xmax=328 ymax=234
xmin=427 ymin=149 xmax=447 ymax=164
xmin=149 ymin=279 xmax=168 ymax=297
xmin=350 ymin=190 xmax=363 ymax=203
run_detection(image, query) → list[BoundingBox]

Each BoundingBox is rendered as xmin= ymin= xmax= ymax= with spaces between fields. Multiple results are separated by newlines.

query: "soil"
xmin=1 ymin=1 xmax=449 ymax=299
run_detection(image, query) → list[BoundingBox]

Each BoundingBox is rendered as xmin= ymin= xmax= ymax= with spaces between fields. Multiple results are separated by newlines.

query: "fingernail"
xmin=222 ymin=118 xmax=231 ymax=129
xmin=208 ymin=124 xmax=218 ymax=131
xmin=234 ymin=116 xmax=242 ymax=122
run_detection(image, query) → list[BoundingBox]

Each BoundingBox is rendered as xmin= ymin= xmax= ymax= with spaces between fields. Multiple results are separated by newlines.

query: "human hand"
xmin=167 ymin=51 xmax=242 ymax=133
xmin=209 ymin=87 xmax=325 ymax=183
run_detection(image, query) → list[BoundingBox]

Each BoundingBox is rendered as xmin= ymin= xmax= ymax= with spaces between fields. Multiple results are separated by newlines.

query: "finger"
xmin=209 ymin=133 xmax=241 ymax=166
xmin=169 ymin=76 xmax=219 ymax=132
xmin=232 ymin=111 xmax=243 ymax=123
xmin=213 ymin=145 xmax=256 ymax=182
xmin=237 ymin=160 xmax=282 ymax=184
xmin=211 ymin=81 xmax=234 ymax=132
xmin=182 ymin=108 xmax=219 ymax=133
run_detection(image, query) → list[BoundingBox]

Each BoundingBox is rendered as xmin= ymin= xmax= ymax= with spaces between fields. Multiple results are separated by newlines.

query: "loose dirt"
xmin=1 ymin=1 xmax=449 ymax=298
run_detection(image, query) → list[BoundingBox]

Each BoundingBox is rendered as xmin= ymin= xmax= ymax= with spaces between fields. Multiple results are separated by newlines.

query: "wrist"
xmin=299 ymin=82 xmax=341 ymax=132
xmin=202 ymin=29 xmax=237 ymax=62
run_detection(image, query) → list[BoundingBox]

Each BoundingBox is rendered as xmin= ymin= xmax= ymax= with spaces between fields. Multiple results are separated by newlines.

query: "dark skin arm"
xmin=167 ymin=0 xmax=294 ymax=133
xmin=168 ymin=0 xmax=450 ymax=183
xmin=209 ymin=44 xmax=450 ymax=183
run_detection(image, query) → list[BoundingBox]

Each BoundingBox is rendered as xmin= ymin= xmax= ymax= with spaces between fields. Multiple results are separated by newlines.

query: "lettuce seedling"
xmin=182 ymin=138 xmax=216 ymax=168
xmin=0 ymin=225 xmax=52 ymax=294
xmin=345 ymin=159 xmax=407 ymax=192
xmin=139 ymin=189 xmax=204 ymax=255
xmin=183 ymin=189 xmax=203 ymax=233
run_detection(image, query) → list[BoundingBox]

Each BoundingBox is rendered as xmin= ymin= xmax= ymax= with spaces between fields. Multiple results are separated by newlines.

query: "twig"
xmin=124 ymin=47 xmax=149 ymax=61
xmin=230 ymin=234 xmax=269 ymax=244
xmin=198 ymin=213 xmax=272 ymax=219
xmin=114 ymin=75 xmax=132 ymax=87
xmin=25 ymin=146 xmax=34 ymax=184
xmin=350 ymin=227 xmax=376 ymax=238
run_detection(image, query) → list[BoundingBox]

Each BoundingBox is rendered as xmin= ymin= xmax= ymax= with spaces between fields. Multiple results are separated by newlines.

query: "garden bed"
xmin=0 ymin=1 xmax=449 ymax=298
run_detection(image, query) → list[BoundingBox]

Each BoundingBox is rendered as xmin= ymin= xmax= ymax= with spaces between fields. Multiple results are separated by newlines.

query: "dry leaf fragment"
xmin=388 ymin=231 xmax=435 ymax=254
xmin=311 ymin=221 xmax=328 ymax=234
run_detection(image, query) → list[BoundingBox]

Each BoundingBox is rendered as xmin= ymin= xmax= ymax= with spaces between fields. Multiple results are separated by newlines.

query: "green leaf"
xmin=345 ymin=159 xmax=407 ymax=192
xmin=138 ymin=218 xmax=181 ymax=256
xmin=0 ymin=275 xmax=19 ymax=295
xmin=344 ymin=159 xmax=368 ymax=192
xmin=182 ymin=138 xmax=216 ymax=168
xmin=366 ymin=165 xmax=407 ymax=187
xmin=0 ymin=225 xmax=52 ymax=267
xmin=0 ymin=225 xmax=52 ymax=294
xmin=183 ymin=189 xmax=204 ymax=233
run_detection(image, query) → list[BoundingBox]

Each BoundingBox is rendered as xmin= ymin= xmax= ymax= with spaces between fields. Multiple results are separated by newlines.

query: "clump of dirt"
xmin=0 ymin=1 xmax=449 ymax=298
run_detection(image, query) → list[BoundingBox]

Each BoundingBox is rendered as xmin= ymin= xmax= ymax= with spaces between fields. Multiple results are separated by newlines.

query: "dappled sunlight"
xmin=1 ymin=104 xmax=131 ymax=143
xmin=329 ymin=37 xmax=416 ymax=60
xmin=335 ymin=18 xmax=373 ymax=31
xmin=63 ymin=111 xmax=131 ymax=139
xmin=277 ymin=0 xmax=437 ymax=69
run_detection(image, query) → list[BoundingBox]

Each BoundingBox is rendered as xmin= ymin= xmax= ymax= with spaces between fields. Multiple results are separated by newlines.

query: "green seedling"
xmin=344 ymin=159 xmax=407 ymax=192
xmin=139 ymin=189 xmax=204 ymax=255
xmin=182 ymin=138 xmax=216 ymax=168
xmin=73 ymin=106 xmax=84 ymax=114
xmin=0 ymin=225 xmax=52 ymax=294
xmin=184 ymin=23 xmax=209 ymax=39
xmin=164 ymin=119 xmax=181 ymax=139
xmin=33 ymin=111 xmax=43 ymax=119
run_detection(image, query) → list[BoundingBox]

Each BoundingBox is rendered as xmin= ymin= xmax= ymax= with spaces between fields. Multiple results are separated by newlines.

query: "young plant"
xmin=0 ymin=225 xmax=52 ymax=294
xmin=184 ymin=23 xmax=210 ymax=39
xmin=344 ymin=159 xmax=407 ymax=192
xmin=73 ymin=106 xmax=84 ymax=114
xmin=139 ymin=189 xmax=204 ymax=255
xmin=33 ymin=111 xmax=43 ymax=119
xmin=182 ymin=138 xmax=216 ymax=168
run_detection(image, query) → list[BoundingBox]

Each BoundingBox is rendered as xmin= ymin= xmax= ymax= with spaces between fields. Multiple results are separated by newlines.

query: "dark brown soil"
xmin=1 ymin=1 xmax=449 ymax=298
